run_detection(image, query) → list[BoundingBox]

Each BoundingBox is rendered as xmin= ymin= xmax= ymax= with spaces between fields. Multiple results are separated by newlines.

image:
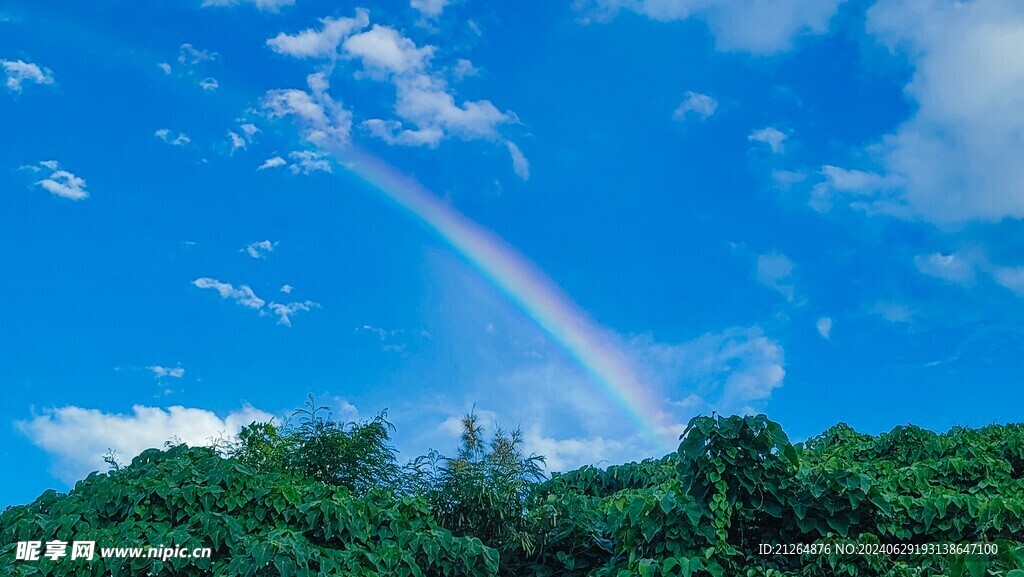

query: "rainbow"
xmin=338 ymin=149 xmax=678 ymax=451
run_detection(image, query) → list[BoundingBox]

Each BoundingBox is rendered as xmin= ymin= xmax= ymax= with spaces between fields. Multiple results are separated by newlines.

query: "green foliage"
xmin=225 ymin=396 xmax=400 ymax=496
xmin=0 ymin=445 xmax=497 ymax=576
xmin=414 ymin=412 xmax=546 ymax=568
xmin=522 ymin=415 xmax=1024 ymax=576
xmin=3 ymin=411 xmax=1023 ymax=577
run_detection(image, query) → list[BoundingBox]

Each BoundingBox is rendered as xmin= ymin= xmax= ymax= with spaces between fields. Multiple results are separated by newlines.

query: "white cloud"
xmin=262 ymin=72 xmax=353 ymax=149
xmin=267 ymin=11 xmax=519 ymax=168
xmin=256 ymin=152 xmax=330 ymax=175
xmin=809 ymin=165 xmax=901 ymax=213
xmin=280 ymin=284 xmax=294 ymax=293
xmin=29 ymin=161 xmax=88 ymax=201
xmin=869 ymin=301 xmax=913 ymax=324
xmin=581 ymin=0 xmax=846 ymax=54
xmin=816 ymin=317 xmax=832 ymax=340
xmin=201 ymin=0 xmax=294 ymax=12
xmin=993 ymin=266 xmax=1024 ymax=296
xmin=673 ymin=91 xmax=717 ymax=120
xmin=817 ymin=0 xmax=1024 ymax=223
xmin=193 ymin=278 xmax=320 ymax=325
xmin=391 ymin=73 xmax=511 ymax=143
xmin=343 ymin=25 xmax=436 ymax=75
xmin=632 ymin=326 xmax=786 ymax=415
xmin=192 ymin=278 xmax=265 ymax=310
xmin=756 ymin=252 xmax=796 ymax=301
xmin=505 ymin=141 xmax=530 ymax=181
xmin=357 ymin=324 xmax=390 ymax=340
xmin=914 ymin=252 xmax=976 ymax=285
xmin=521 ymin=427 xmax=628 ymax=471
xmin=242 ymin=239 xmax=277 ymax=259
xmin=771 ymin=169 xmax=807 ymax=189
xmin=16 ymin=404 xmax=272 ymax=484
xmin=287 ymin=150 xmax=332 ymax=174
xmin=267 ymin=10 xmax=370 ymax=58
xmin=909 ymin=248 xmax=1024 ymax=298
xmin=149 ymin=365 xmax=185 ymax=379
xmin=157 ymin=62 xmax=172 ymax=75
xmin=239 ymin=123 xmax=260 ymax=139
xmin=155 ymin=128 xmax=191 ymax=147
xmin=228 ymin=131 xmax=246 ymax=153
xmin=748 ymin=126 xmax=787 ymax=153
xmin=258 ymin=156 xmax=287 ymax=170
xmin=453 ymin=58 xmax=479 ymax=81
xmin=361 ymin=118 xmax=444 ymax=146
xmin=268 ymin=300 xmax=320 ymax=326
xmin=411 ymin=0 xmax=453 ymax=19
xmin=178 ymin=43 xmax=217 ymax=65
xmin=199 ymin=77 xmax=219 ymax=91
xmin=2 ymin=59 xmax=54 ymax=93
xmin=227 ymin=124 xmax=257 ymax=154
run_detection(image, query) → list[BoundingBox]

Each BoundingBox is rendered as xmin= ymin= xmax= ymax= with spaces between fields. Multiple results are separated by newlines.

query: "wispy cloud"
xmin=239 ymin=123 xmax=259 ymax=140
xmin=993 ymin=266 xmax=1024 ymax=297
xmin=914 ymin=252 xmax=976 ymax=285
xmin=262 ymin=72 xmax=353 ymax=149
xmin=2 ymin=59 xmax=54 ymax=92
xmin=673 ymin=91 xmax=717 ymax=120
xmin=579 ymin=0 xmax=845 ymax=54
xmin=266 ymin=9 xmax=369 ymax=58
xmin=809 ymin=165 xmax=900 ymax=213
xmin=228 ymin=131 xmax=246 ymax=153
xmin=25 ymin=160 xmax=88 ymax=200
xmin=505 ymin=141 xmax=530 ymax=181
xmin=816 ymin=317 xmax=832 ymax=340
xmin=411 ymin=0 xmax=453 ymax=19
xmin=242 ymin=239 xmax=278 ymax=259
xmin=632 ymin=326 xmax=786 ymax=418
xmin=192 ymin=278 xmax=265 ymax=310
xmin=202 ymin=0 xmax=295 ymax=12
xmin=155 ymin=128 xmax=191 ymax=147
xmin=258 ymin=151 xmax=332 ymax=174
xmin=453 ymin=59 xmax=479 ymax=81
xmin=193 ymin=278 xmax=319 ymax=326
xmin=148 ymin=365 xmax=185 ymax=379
xmin=268 ymin=301 xmax=319 ymax=326
xmin=287 ymin=150 xmax=332 ymax=174
xmin=178 ymin=43 xmax=218 ymax=66
xmin=748 ymin=127 xmax=788 ymax=153
xmin=258 ymin=156 xmax=287 ymax=170
xmin=756 ymin=252 xmax=796 ymax=302
xmin=869 ymin=301 xmax=913 ymax=324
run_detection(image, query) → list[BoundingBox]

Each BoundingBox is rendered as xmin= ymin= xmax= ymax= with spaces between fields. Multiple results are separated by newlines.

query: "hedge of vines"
xmin=0 ymin=445 xmax=497 ymax=577
xmin=3 ymin=414 xmax=1024 ymax=576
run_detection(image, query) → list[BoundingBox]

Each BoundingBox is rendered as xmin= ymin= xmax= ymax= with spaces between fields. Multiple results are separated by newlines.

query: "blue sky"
xmin=3 ymin=0 xmax=1024 ymax=505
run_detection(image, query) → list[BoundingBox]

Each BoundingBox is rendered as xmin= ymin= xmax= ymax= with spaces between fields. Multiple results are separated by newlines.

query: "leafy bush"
xmin=524 ymin=415 xmax=1024 ymax=577
xmin=3 ymin=411 xmax=1023 ymax=577
xmin=223 ymin=396 xmax=400 ymax=496
xmin=0 ymin=445 xmax=497 ymax=576
xmin=413 ymin=412 xmax=546 ymax=563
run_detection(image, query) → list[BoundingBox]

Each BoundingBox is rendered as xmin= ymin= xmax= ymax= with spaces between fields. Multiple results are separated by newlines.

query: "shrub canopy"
xmin=3 ymin=413 xmax=1023 ymax=576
